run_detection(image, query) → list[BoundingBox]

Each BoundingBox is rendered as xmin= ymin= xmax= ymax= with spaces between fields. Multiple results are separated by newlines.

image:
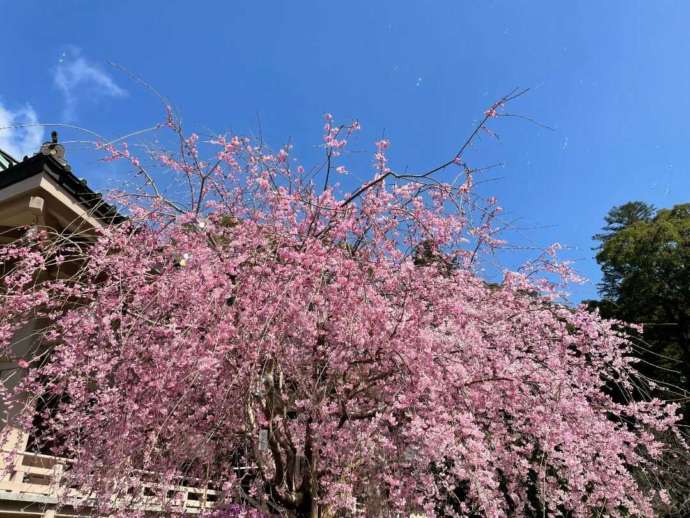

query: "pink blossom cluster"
xmin=203 ymin=503 xmax=270 ymax=518
xmin=0 ymin=109 xmax=680 ymax=517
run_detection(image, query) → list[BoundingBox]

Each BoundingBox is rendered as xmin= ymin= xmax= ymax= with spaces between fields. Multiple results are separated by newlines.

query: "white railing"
xmin=0 ymin=450 xmax=218 ymax=514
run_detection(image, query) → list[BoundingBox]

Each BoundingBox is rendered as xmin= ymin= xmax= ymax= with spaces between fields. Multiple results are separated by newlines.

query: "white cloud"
xmin=0 ymin=102 xmax=44 ymax=160
xmin=54 ymin=47 xmax=127 ymax=121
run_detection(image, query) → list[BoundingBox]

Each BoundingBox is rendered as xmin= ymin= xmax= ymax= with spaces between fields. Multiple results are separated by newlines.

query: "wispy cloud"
xmin=54 ymin=47 xmax=127 ymax=121
xmin=0 ymin=102 xmax=44 ymax=160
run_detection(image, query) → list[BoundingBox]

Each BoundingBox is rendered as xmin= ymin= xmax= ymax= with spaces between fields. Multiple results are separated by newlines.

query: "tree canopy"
xmin=589 ymin=201 xmax=690 ymax=516
xmin=592 ymin=202 xmax=690 ymax=393
xmin=0 ymin=103 xmax=682 ymax=517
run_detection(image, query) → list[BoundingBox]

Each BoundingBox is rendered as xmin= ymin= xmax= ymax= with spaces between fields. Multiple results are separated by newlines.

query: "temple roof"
xmin=0 ymin=151 xmax=123 ymax=225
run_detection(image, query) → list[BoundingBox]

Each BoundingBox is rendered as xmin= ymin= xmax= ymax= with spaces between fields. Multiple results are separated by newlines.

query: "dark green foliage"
xmin=589 ymin=202 xmax=690 ymax=397
xmin=588 ymin=201 xmax=690 ymax=516
xmin=593 ymin=201 xmax=655 ymax=299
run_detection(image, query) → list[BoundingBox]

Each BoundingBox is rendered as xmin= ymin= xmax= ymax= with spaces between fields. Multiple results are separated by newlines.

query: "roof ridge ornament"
xmin=40 ymin=131 xmax=70 ymax=170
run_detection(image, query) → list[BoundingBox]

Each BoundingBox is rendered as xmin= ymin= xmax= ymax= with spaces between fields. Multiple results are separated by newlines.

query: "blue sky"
xmin=1 ymin=1 xmax=688 ymax=302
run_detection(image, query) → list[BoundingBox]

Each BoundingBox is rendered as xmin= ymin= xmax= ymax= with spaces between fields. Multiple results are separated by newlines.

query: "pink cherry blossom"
xmin=0 ymin=96 xmax=681 ymax=517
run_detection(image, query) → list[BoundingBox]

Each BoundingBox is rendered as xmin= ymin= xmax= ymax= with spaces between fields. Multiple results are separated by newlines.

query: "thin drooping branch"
xmin=340 ymin=87 xmax=529 ymax=208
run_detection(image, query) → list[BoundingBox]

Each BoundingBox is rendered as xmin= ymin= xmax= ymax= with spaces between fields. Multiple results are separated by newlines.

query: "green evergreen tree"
xmin=589 ymin=202 xmax=690 ymax=516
